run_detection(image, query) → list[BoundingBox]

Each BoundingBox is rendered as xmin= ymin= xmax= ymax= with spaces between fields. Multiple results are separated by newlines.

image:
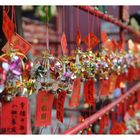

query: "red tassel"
xmin=117 ymin=103 xmax=123 ymax=120
xmin=99 ymin=116 xmax=106 ymax=134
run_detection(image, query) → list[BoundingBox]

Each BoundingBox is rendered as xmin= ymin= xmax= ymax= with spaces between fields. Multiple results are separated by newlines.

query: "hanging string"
xmin=70 ymin=6 xmax=73 ymax=55
xmin=96 ymin=15 xmax=100 ymax=49
xmin=91 ymin=14 xmax=94 ymax=33
xmin=88 ymin=9 xmax=90 ymax=50
xmin=77 ymin=6 xmax=80 ymax=29
xmin=56 ymin=6 xmax=59 ymax=57
xmin=88 ymin=10 xmax=90 ymax=34
xmin=46 ymin=6 xmax=50 ymax=52
xmin=62 ymin=6 xmax=65 ymax=32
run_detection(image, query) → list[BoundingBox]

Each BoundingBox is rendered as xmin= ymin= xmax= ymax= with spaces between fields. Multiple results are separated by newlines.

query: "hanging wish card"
xmin=83 ymin=32 xmax=100 ymax=51
xmin=2 ymin=10 xmax=14 ymax=42
xmin=35 ymin=90 xmax=54 ymax=127
xmin=61 ymin=32 xmax=68 ymax=55
xmin=0 ymin=97 xmax=31 ymax=134
xmin=84 ymin=79 xmax=96 ymax=106
xmin=2 ymin=33 xmax=32 ymax=58
xmin=56 ymin=90 xmax=66 ymax=123
xmin=69 ymin=78 xmax=81 ymax=107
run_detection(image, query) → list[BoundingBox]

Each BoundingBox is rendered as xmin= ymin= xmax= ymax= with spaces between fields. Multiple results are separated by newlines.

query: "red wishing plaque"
xmin=35 ymin=90 xmax=54 ymax=127
xmin=61 ymin=32 xmax=68 ymax=55
xmin=75 ymin=30 xmax=81 ymax=47
xmin=83 ymin=32 xmax=100 ymax=51
xmin=2 ymin=10 xmax=14 ymax=42
xmin=69 ymin=78 xmax=81 ymax=107
xmin=99 ymin=79 xmax=110 ymax=96
xmin=56 ymin=90 xmax=66 ymax=123
xmin=2 ymin=33 xmax=32 ymax=57
xmin=0 ymin=97 xmax=31 ymax=134
xmin=84 ymin=79 xmax=96 ymax=106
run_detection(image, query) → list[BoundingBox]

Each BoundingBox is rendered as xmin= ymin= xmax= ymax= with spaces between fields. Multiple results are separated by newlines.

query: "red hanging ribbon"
xmin=35 ymin=90 xmax=54 ymax=127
